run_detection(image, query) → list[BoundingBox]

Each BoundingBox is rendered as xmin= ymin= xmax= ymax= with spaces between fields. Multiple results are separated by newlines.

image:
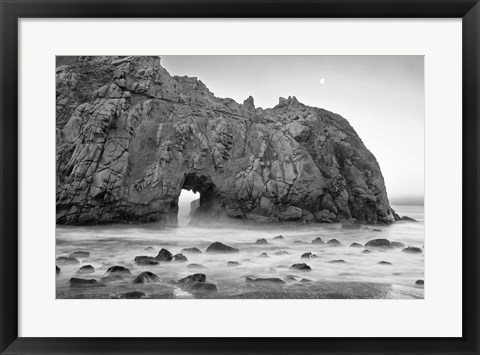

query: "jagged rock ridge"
xmin=56 ymin=56 xmax=398 ymax=225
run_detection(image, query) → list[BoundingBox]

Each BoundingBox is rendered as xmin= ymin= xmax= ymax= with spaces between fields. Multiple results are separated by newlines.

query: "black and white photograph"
xmin=55 ymin=55 xmax=424 ymax=299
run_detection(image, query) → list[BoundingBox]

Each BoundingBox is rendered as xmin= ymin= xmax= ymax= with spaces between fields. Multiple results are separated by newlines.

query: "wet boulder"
xmin=144 ymin=246 xmax=155 ymax=251
xmin=77 ymin=265 xmax=95 ymax=274
xmin=227 ymin=261 xmax=241 ymax=267
xmin=206 ymin=242 xmax=239 ymax=254
xmin=258 ymin=252 xmax=270 ymax=258
xmin=181 ymin=247 xmax=202 ymax=254
xmin=156 ymin=248 xmax=174 ymax=261
xmin=187 ymin=263 xmax=206 ymax=269
xmin=300 ymin=278 xmax=312 ymax=283
xmin=56 ymin=256 xmax=80 ymax=265
xmin=178 ymin=273 xmax=206 ymax=285
xmin=273 ymin=235 xmax=284 ymax=240
xmin=301 ymin=252 xmax=317 ymax=259
xmin=134 ymin=255 xmax=159 ymax=265
xmin=391 ymin=241 xmax=406 ymax=249
xmin=274 ymin=250 xmax=290 ymax=256
xmin=365 ymin=239 xmax=392 ymax=248
xmin=361 ymin=249 xmax=372 ymax=254
xmin=402 ymin=246 xmax=423 ymax=254
xmin=312 ymin=237 xmax=324 ymax=245
xmin=246 ymin=276 xmax=286 ymax=284
xmin=69 ymin=277 xmax=104 ymax=288
xmin=255 ymin=238 xmax=268 ymax=245
xmin=329 ymin=259 xmax=346 ymax=263
xmin=284 ymin=275 xmax=299 ymax=282
xmin=70 ymin=251 xmax=90 ymax=258
xmin=401 ymin=216 xmax=418 ymax=222
xmin=133 ymin=271 xmax=160 ymax=284
xmin=350 ymin=242 xmax=363 ymax=248
xmin=378 ymin=261 xmax=392 ymax=265
xmin=173 ymin=253 xmax=188 ymax=262
xmin=290 ymin=263 xmax=312 ymax=271
xmin=118 ymin=291 xmax=147 ymax=299
xmin=190 ymin=282 xmax=219 ymax=292
xmin=105 ymin=265 xmax=131 ymax=277
xmin=415 ymin=279 xmax=424 ymax=285
xmin=292 ymin=240 xmax=308 ymax=245
xmin=326 ymin=239 xmax=342 ymax=246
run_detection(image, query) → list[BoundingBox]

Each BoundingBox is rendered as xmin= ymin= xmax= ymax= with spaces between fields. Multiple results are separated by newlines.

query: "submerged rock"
xmin=401 ymin=216 xmax=418 ymax=222
xmin=181 ymin=247 xmax=202 ymax=254
xmin=206 ymin=242 xmax=239 ymax=253
xmin=301 ymin=252 xmax=317 ymax=259
xmin=173 ymin=253 xmax=188 ymax=262
xmin=391 ymin=241 xmax=406 ymax=249
xmin=350 ymin=242 xmax=363 ymax=248
xmin=134 ymin=255 xmax=159 ymax=265
xmin=361 ymin=249 xmax=372 ymax=254
xmin=69 ymin=277 xmax=104 ymax=288
xmin=177 ymin=273 xmax=217 ymax=292
xmin=190 ymin=282 xmax=219 ymax=292
xmin=77 ymin=265 xmax=95 ymax=274
xmin=274 ymin=250 xmax=290 ymax=256
xmin=56 ymin=56 xmax=398 ymax=226
xmin=292 ymin=240 xmax=308 ymax=245
xmin=187 ymin=263 xmax=206 ymax=269
xmin=273 ymin=235 xmax=284 ymax=240
xmin=284 ymin=275 xmax=299 ymax=282
xmin=329 ymin=259 xmax=346 ymax=263
xmin=255 ymin=238 xmax=268 ymax=245
xmin=156 ymin=248 xmax=174 ymax=261
xmin=415 ymin=279 xmax=424 ymax=285
xmin=258 ymin=252 xmax=270 ymax=258
xmin=118 ymin=291 xmax=147 ymax=299
xmin=144 ymin=246 xmax=155 ymax=251
xmin=227 ymin=261 xmax=241 ymax=267
xmin=311 ymin=237 xmax=325 ymax=245
xmin=378 ymin=261 xmax=392 ymax=265
xmin=402 ymin=247 xmax=423 ymax=254
xmin=300 ymin=278 xmax=312 ymax=283
xmin=56 ymin=256 xmax=80 ymax=265
xmin=178 ymin=273 xmax=206 ymax=285
xmin=105 ymin=265 xmax=131 ymax=277
xmin=246 ymin=276 xmax=286 ymax=284
xmin=290 ymin=263 xmax=312 ymax=271
xmin=70 ymin=251 xmax=90 ymax=258
xmin=365 ymin=239 xmax=392 ymax=248
xmin=133 ymin=271 xmax=160 ymax=284
xmin=326 ymin=239 xmax=342 ymax=246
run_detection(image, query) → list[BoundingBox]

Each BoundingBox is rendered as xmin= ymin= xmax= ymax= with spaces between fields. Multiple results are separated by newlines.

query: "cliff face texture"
xmin=56 ymin=56 xmax=398 ymax=225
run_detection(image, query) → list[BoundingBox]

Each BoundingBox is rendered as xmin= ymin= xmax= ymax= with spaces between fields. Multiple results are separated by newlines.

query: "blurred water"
xmin=56 ymin=205 xmax=424 ymax=299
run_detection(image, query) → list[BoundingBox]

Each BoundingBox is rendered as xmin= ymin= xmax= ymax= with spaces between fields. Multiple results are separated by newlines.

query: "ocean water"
xmin=56 ymin=205 xmax=424 ymax=299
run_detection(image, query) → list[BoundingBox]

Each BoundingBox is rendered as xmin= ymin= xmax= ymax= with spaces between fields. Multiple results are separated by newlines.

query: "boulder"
xmin=290 ymin=263 xmax=312 ymax=271
xmin=378 ymin=261 xmax=392 ymax=265
xmin=70 ymin=251 xmax=90 ymax=258
xmin=134 ymin=256 xmax=159 ymax=265
xmin=329 ymin=259 xmax=346 ymax=263
xmin=326 ymin=239 xmax=342 ymax=246
xmin=350 ymin=242 xmax=363 ymax=248
xmin=391 ymin=241 xmax=406 ymax=249
xmin=300 ymin=278 xmax=312 ymax=283
xmin=273 ymin=235 xmax=284 ymax=240
xmin=105 ymin=265 xmax=131 ymax=277
xmin=246 ymin=276 xmax=286 ymax=284
xmin=361 ymin=249 xmax=372 ymax=254
xmin=181 ymin=247 xmax=202 ymax=254
xmin=118 ymin=291 xmax=147 ymax=299
xmin=56 ymin=256 xmax=80 ymax=265
xmin=69 ymin=277 xmax=104 ymax=288
xmin=133 ymin=271 xmax=160 ymax=284
xmin=292 ymin=240 xmax=308 ymax=245
xmin=311 ymin=237 xmax=325 ymax=245
xmin=274 ymin=251 xmax=290 ymax=256
xmin=178 ymin=273 xmax=206 ymax=285
xmin=415 ymin=279 xmax=424 ymax=285
xmin=255 ymin=238 xmax=268 ymax=245
xmin=77 ymin=265 xmax=95 ymax=274
xmin=156 ymin=248 xmax=174 ymax=261
xmin=173 ymin=253 xmax=188 ymax=262
xmin=206 ymin=242 xmax=239 ymax=254
xmin=301 ymin=252 xmax=317 ymax=259
xmin=144 ymin=246 xmax=155 ymax=251
xmin=284 ymin=275 xmax=299 ymax=282
xmin=190 ymin=282 xmax=219 ymax=292
xmin=402 ymin=247 xmax=423 ymax=254
xmin=365 ymin=239 xmax=392 ymax=248
xmin=258 ymin=252 xmax=270 ymax=258
xmin=227 ymin=261 xmax=241 ymax=267
xmin=187 ymin=263 xmax=206 ymax=269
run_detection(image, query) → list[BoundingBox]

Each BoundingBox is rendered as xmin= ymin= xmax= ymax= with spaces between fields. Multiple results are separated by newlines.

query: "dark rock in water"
xmin=228 ymin=261 xmax=241 ymax=267
xmin=105 ymin=265 xmax=131 ymax=277
xmin=206 ymin=242 xmax=239 ymax=254
xmin=329 ymin=259 xmax=346 ymax=263
xmin=156 ymin=248 xmax=174 ymax=261
xmin=173 ymin=253 xmax=188 ymax=262
xmin=372 ymin=228 xmax=382 ymax=232
xmin=118 ymin=291 xmax=147 ymax=299
xmin=69 ymin=277 xmax=104 ymax=288
xmin=391 ymin=241 xmax=406 ymax=249
xmin=274 ymin=251 xmax=290 ymax=256
xmin=311 ymin=237 xmax=324 ymax=245
xmin=415 ymin=279 xmax=424 ymax=285
xmin=70 ymin=251 xmax=90 ymax=258
xmin=341 ymin=221 xmax=361 ymax=229
xmin=191 ymin=282 xmax=219 ymax=292
xmin=56 ymin=256 xmax=80 ymax=265
xmin=378 ymin=261 xmax=392 ymax=265
xmin=350 ymin=242 xmax=363 ymax=248
xmin=402 ymin=247 xmax=423 ymax=254
xmin=284 ymin=275 xmax=299 ymax=282
xmin=187 ymin=263 xmax=206 ymax=269
xmin=301 ymin=252 xmax=317 ymax=259
xmin=56 ymin=266 xmax=60 ymax=275
xmin=178 ymin=273 xmax=206 ymax=285
xmin=292 ymin=240 xmax=308 ymax=245
xmin=134 ymin=255 xmax=159 ymax=265
xmin=144 ymin=246 xmax=155 ymax=251
xmin=365 ymin=239 xmax=392 ymax=248
xmin=77 ymin=265 xmax=95 ymax=274
xmin=361 ymin=249 xmax=372 ymax=254
xmin=273 ymin=235 xmax=284 ymax=240
xmin=402 ymin=216 xmax=418 ymax=222
xmin=255 ymin=238 xmax=268 ymax=245
xmin=246 ymin=276 xmax=286 ymax=284
xmin=290 ymin=263 xmax=312 ymax=271
xmin=326 ymin=239 xmax=342 ymax=246
xmin=300 ymin=278 xmax=312 ymax=283
xmin=55 ymin=57 xmax=397 ymax=226
xmin=181 ymin=247 xmax=202 ymax=254
xmin=133 ymin=271 xmax=159 ymax=284
xmin=258 ymin=252 xmax=270 ymax=258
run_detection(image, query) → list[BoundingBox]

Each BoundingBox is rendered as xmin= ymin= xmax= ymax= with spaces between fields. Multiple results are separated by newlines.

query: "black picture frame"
xmin=1 ymin=1 xmax=479 ymax=354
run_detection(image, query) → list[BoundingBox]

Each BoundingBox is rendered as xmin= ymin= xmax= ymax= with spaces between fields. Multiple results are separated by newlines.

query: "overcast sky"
xmin=162 ymin=56 xmax=424 ymax=206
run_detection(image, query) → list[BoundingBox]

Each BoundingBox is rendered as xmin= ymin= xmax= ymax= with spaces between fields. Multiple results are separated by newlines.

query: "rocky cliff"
xmin=56 ymin=56 xmax=398 ymax=225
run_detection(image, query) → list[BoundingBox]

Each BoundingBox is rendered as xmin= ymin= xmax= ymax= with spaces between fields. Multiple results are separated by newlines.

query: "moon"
xmin=320 ymin=78 xmax=326 ymax=85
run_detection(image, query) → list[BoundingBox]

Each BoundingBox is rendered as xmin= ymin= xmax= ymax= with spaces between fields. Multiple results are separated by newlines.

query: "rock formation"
xmin=56 ymin=56 xmax=398 ymax=225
